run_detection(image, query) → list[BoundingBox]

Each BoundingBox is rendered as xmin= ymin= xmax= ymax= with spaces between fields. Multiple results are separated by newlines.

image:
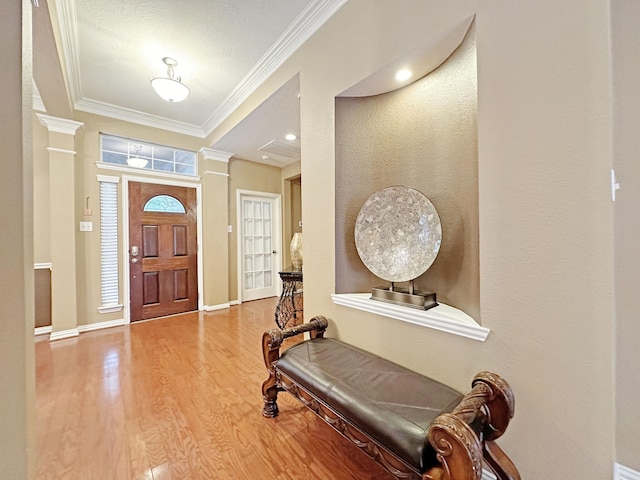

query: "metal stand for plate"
xmin=371 ymin=279 xmax=437 ymax=310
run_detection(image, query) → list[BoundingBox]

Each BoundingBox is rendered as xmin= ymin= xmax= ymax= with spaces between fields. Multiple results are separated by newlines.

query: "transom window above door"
xmin=100 ymin=133 xmax=197 ymax=176
xmin=143 ymin=195 xmax=186 ymax=213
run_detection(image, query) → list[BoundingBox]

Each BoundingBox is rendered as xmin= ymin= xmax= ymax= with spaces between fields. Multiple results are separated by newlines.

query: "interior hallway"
xmin=35 ymin=298 xmax=392 ymax=480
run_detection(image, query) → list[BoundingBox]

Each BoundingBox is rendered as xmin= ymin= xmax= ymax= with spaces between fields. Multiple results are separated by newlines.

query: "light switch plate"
xmin=79 ymin=221 xmax=93 ymax=232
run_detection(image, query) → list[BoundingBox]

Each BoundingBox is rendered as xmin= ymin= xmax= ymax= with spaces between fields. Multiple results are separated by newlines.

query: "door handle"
xmin=272 ymin=250 xmax=277 ymax=254
xmin=131 ymin=257 xmax=138 ymax=263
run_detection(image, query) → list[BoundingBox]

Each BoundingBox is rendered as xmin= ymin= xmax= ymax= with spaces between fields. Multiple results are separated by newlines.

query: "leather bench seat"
xmin=276 ymin=337 xmax=463 ymax=471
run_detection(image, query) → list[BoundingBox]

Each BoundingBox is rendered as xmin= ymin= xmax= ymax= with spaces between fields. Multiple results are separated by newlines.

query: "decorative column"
xmin=199 ymin=148 xmax=231 ymax=310
xmin=36 ymin=114 xmax=83 ymax=341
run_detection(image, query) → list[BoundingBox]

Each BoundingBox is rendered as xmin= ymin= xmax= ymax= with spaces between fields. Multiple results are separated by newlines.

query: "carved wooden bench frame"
xmin=262 ymin=316 xmax=521 ymax=480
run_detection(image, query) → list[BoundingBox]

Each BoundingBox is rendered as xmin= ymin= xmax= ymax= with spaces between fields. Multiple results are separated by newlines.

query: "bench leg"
xmin=423 ymin=466 xmax=446 ymax=480
xmin=483 ymin=441 xmax=521 ymax=480
xmin=262 ymin=375 xmax=280 ymax=417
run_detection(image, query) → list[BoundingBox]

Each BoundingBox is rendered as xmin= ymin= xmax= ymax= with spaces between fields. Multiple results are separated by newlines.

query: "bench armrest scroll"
xmin=262 ymin=316 xmax=329 ymax=367
xmin=261 ymin=317 xmax=328 ymax=418
xmin=426 ymin=371 xmax=520 ymax=480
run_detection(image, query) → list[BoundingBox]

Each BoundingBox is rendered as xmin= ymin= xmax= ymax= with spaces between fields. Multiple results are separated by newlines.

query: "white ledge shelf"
xmin=331 ymin=293 xmax=490 ymax=342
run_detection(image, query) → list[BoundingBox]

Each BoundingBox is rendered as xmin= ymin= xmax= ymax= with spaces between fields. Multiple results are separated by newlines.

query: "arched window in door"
xmin=143 ymin=195 xmax=186 ymax=213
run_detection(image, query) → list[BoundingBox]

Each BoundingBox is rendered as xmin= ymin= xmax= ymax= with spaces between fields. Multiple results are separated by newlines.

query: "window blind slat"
xmin=99 ymin=181 xmax=119 ymax=306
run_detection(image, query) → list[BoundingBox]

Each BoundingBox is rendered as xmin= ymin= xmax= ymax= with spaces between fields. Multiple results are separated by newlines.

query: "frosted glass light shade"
xmin=127 ymin=156 xmax=148 ymax=168
xmin=150 ymin=77 xmax=190 ymax=103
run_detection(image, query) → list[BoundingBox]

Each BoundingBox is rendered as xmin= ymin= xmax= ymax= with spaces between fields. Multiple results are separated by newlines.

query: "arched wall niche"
xmin=334 ymin=20 xmax=480 ymax=321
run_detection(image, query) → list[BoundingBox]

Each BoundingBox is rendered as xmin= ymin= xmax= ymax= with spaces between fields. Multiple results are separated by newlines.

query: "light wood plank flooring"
xmin=36 ymin=298 xmax=394 ymax=479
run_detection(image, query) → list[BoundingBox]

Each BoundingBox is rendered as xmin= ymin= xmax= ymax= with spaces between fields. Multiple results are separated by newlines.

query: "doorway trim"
xmin=122 ymin=174 xmax=203 ymax=323
xmin=236 ymin=189 xmax=282 ymax=303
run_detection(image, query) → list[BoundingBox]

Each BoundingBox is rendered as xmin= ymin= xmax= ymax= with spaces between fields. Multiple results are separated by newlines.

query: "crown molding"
xmin=201 ymin=0 xmax=347 ymax=136
xmin=33 ymin=93 xmax=46 ymax=112
xmin=199 ymin=148 xmax=233 ymax=163
xmin=37 ymin=113 xmax=83 ymax=135
xmin=53 ymin=0 xmax=82 ymax=102
xmin=74 ymin=98 xmax=206 ymax=137
xmin=615 ymin=464 xmax=640 ymax=480
xmin=53 ymin=0 xmax=346 ymax=137
xmin=33 ymin=80 xmax=46 ymax=112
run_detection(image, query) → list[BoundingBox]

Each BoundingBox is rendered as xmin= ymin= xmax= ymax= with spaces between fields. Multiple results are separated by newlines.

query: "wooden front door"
xmin=129 ymin=182 xmax=198 ymax=322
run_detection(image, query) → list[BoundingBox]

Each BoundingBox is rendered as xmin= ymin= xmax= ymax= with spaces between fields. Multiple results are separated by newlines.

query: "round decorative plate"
xmin=354 ymin=186 xmax=441 ymax=283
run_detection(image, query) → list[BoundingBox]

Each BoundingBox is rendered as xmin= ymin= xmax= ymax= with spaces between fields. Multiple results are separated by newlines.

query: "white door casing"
xmin=237 ymin=190 xmax=281 ymax=302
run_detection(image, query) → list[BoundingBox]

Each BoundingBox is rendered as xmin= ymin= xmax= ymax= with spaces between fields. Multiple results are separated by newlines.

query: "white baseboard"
xmin=204 ymin=303 xmax=231 ymax=312
xmin=45 ymin=319 xmax=125 ymax=341
xmin=229 ymin=299 xmax=241 ymax=306
xmin=616 ymin=463 xmax=640 ymax=480
xmin=34 ymin=326 xmax=52 ymax=336
xmin=77 ymin=318 xmax=125 ymax=333
xmin=49 ymin=328 xmax=79 ymax=341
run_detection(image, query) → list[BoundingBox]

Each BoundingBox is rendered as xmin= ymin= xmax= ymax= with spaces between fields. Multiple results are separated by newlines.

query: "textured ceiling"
xmin=45 ymin=0 xmax=345 ymax=146
xmin=38 ymin=1 xmax=471 ymax=167
xmin=211 ymin=74 xmax=301 ymax=166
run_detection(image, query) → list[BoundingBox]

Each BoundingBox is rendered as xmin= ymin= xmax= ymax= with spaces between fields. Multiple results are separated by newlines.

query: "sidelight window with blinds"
xmin=97 ymin=175 xmax=122 ymax=313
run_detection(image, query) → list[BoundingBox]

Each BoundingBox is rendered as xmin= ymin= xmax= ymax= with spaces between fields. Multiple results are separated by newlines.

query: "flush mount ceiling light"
xmin=284 ymin=133 xmax=297 ymax=141
xmin=150 ymin=57 xmax=190 ymax=102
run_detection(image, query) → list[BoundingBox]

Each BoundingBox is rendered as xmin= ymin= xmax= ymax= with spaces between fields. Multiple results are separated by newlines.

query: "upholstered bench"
xmin=262 ymin=316 xmax=520 ymax=480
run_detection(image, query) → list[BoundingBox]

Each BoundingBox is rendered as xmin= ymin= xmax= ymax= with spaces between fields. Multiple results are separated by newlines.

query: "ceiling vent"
xmin=258 ymin=139 xmax=300 ymax=159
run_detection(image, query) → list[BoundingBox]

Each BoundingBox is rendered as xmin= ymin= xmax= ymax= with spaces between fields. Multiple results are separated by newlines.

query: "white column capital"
xmin=36 ymin=113 xmax=83 ymax=135
xmin=199 ymin=147 xmax=233 ymax=163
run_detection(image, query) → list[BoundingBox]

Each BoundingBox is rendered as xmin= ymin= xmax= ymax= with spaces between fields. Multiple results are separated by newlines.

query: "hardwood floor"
xmin=36 ymin=298 xmax=394 ymax=480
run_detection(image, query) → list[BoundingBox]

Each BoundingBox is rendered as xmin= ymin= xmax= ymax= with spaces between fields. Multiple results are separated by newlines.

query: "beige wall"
xmin=1 ymin=1 xmax=35 ymax=477
xmin=201 ymin=156 xmax=230 ymax=309
xmin=208 ymin=1 xmax=619 ymax=477
xmin=48 ymin=130 xmax=80 ymax=334
xmin=335 ymin=26 xmax=479 ymax=319
xmin=228 ymin=158 xmax=283 ymax=301
xmin=281 ymin=161 xmax=302 ymax=267
xmin=33 ymin=111 xmax=225 ymax=327
xmin=611 ymin=0 xmax=640 ymax=472
xmin=74 ymin=112 xmax=206 ymax=326
xmin=33 ymin=108 xmax=289 ymax=325
xmin=14 ymin=0 xmax=639 ymax=476
xmin=33 ymin=117 xmax=50 ymax=263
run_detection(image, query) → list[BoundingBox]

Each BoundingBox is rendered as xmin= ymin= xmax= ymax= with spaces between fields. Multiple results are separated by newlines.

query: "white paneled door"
xmin=239 ymin=192 xmax=281 ymax=302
